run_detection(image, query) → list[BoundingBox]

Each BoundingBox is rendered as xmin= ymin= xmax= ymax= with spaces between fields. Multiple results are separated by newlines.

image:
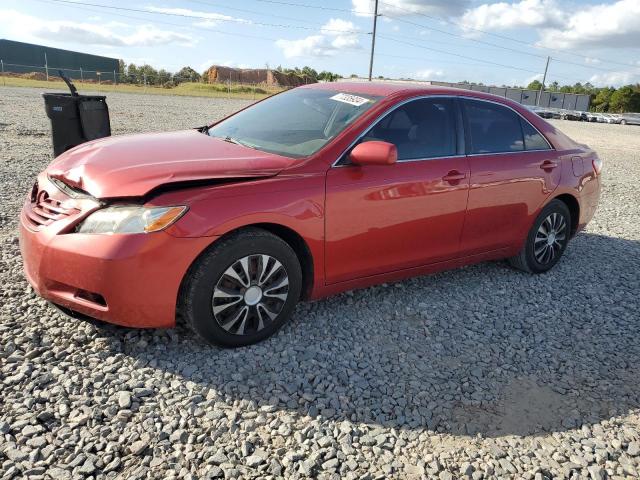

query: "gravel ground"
xmin=1 ymin=86 xmax=639 ymax=480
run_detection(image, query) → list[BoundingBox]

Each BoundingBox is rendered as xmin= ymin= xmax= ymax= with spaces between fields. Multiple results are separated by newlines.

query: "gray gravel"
xmin=1 ymin=86 xmax=639 ymax=479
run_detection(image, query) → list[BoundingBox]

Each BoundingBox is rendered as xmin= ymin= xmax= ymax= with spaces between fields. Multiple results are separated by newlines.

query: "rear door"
xmin=459 ymin=98 xmax=560 ymax=256
xmin=325 ymin=97 xmax=470 ymax=284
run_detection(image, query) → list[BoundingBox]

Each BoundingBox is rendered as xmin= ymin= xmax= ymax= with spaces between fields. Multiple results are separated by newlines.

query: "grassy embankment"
xmin=0 ymin=76 xmax=284 ymax=99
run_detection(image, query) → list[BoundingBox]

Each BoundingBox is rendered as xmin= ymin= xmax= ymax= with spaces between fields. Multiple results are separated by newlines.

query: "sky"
xmin=1 ymin=0 xmax=639 ymax=87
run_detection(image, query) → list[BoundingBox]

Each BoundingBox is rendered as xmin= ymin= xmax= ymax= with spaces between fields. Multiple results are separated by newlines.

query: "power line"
xmin=41 ymin=0 xmax=369 ymax=35
xmin=186 ymin=0 xmax=320 ymax=26
xmin=29 ymin=0 xmax=602 ymax=85
xmin=378 ymin=0 xmax=638 ymax=70
xmin=377 ymin=34 xmax=586 ymax=84
xmin=380 ymin=16 xmax=622 ymax=74
xmin=250 ymin=0 xmax=369 ymax=15
xmin=34 ymin=0 xmax=282 ymax=42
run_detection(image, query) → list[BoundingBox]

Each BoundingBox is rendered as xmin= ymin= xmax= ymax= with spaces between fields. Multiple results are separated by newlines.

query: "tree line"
xmin=116 ymin=60 xmax=639 ymax=112
xmin=116 ymin=61 xmax=341 ymax=87
xmin=526 ymin=80 xmax=640 ymax=113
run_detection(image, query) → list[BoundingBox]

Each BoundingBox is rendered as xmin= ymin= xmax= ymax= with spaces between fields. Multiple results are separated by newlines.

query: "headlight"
xmin=76 ymin=205 xmax=187 ymax=234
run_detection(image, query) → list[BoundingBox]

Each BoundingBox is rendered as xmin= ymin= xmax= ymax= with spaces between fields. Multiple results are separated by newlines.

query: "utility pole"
xmin=537 ymin=56 xmax=550 ymax=106
xmin=368 ymin=0 xmax=379 ymax=81
xmin=44 ymin=52 xmax=49 ymax=81
xmin=1 ymin=60 xmax=5 ymax=87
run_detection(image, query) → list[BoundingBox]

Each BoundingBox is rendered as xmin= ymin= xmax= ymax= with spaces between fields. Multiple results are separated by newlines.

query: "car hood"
xmin=46 ymin=130 xmax=297 ymax=198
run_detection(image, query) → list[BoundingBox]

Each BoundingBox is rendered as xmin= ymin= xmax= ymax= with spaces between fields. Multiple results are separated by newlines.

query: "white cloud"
xmin=414 ymin=69 xmax=444 ymax=80
xmin=460 ymin=0 xmax=565 ymax=32
xmin=145 ymin=6 xmax=251 ymax=27
xmin=0 ymin=9 xmax=194 ymax=47
xmin=588 ymin=71 xmax=640 ymax=87
xmin=352 ymin=0 xmax=470 ymax=18
xmin=537 ymin=0 xmax=640 ymax=49
xmin=524 ymin=73 xmax=543 ymax=85
xmin=276 ymin=18 xmax=361 ymax=58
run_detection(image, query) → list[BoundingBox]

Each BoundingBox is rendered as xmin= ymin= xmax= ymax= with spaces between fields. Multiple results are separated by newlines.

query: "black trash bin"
xmin=43 ymin=72 xmax=111 ymax=157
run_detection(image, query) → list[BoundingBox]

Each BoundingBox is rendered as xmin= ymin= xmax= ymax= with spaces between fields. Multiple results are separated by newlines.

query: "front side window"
xmin=208 ymin=89 xmax=381 ymax=158
xmin=356 ymin=98 xmax=457 ymax=161
xmin=464 ymin=99 xmax=524 ymax=154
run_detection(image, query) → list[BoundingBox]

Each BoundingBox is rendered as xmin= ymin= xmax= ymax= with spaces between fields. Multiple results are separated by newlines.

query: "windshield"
xmin=208 ymin=88 xmax=381 ymax=158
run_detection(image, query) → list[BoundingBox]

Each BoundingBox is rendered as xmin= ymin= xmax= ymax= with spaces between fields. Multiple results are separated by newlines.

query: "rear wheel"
xmin=620 ymin=119 xmax=627 ymax=125
xmin=509 ymin=200 xmax=571 ymax=274
xmin=179 ymin=228 xmax=302 ymax=347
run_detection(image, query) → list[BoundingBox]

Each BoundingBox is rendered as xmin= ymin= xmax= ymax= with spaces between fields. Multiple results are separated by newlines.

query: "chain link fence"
xmin=0 ymin=60 xmax=284 ymax=100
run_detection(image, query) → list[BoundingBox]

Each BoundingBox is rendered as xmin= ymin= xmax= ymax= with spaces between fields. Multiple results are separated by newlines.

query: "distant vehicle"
xmin=561 ymin=111 xmax=581 ymax=121
xmin=587 ymin=112 xmax=605 ymax=123
xmin=576 ymin=111 xmax=589 ymax=122
xmin=602 ymin=114 xmax=618 ymax=124
xmin=528 ymin=105 xmax=554 ymax=119
xmin=619 ymin=113 xmax=640 ymax=125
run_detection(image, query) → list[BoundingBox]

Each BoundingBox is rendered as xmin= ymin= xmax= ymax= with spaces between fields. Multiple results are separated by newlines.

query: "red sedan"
xmin=20 ymin=82 xmax=601 ymax=347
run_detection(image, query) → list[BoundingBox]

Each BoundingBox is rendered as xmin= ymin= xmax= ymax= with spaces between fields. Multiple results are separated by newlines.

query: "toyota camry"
xmin=20 ymin=82 xmax=602 ymax=347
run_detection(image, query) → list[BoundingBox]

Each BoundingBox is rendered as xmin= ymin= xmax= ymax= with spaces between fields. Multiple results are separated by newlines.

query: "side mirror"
xmin=349 ymin=141 xmax=397 ymax=166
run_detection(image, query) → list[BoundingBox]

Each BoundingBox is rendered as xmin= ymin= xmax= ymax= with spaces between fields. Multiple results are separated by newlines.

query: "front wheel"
xmin=620 ymin=120 xmax=627 ymax=125
xmin=179 ymin=228 xmax=302 ymax=347
xmin=509 ymin=200 xmax=571 ymax=274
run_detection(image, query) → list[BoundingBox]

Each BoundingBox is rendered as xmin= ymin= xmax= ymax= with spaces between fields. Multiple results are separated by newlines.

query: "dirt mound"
xmin=204 ymin=66 xmax=315 ymax=87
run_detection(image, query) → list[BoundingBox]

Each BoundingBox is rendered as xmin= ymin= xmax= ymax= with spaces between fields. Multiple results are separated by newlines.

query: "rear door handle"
xmin=540 ymin=160 xmax=559 ymax=171
xmin=442 ymin=170 xmax=466 ymax=183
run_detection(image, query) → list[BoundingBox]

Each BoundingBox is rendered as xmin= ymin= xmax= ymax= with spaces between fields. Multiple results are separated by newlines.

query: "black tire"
xmin=179 ymin=228 xmax=302 ymax=347
xmin=509 ymin=199 xmax=571 ymax=274
xmin=620 ymin=119 xmax=627 ymax=125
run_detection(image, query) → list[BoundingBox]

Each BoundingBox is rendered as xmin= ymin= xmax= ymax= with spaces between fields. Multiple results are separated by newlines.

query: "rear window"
xmin=520 ymin=118 xmax=551 ymax=150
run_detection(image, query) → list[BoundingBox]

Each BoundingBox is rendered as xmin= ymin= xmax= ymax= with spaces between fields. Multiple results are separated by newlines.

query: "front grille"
xmin=24 ymin=189 xmax=78 ymax=230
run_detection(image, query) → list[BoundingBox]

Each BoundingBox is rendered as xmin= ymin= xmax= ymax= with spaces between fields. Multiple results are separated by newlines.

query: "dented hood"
xmin=47 ymin=130 xmax=297 ymax=198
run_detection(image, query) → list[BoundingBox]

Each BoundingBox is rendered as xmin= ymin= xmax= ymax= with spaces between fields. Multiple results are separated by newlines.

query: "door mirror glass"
xmin=349 ymin=141 xmax=398 ymax=166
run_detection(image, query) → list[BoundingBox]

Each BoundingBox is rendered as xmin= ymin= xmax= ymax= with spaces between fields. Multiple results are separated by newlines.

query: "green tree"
xmin=527 ymin=80 xmax=542 ymax=90
xmin=138 ymin=64 xmax=159 ymax=85
xmin=610 ymin=86 xmax=640 ymax=113
xmin=301 ymin=66 xmax=318 ymax=80
xmin=318 ymin=70 xmax=340 ymax=82
xmin=592 ymin=87 xmax=614 ymax=112
xmin=174 ymin=66 xmax=201 ymax=83
xmin=126 ymin=63 xmax=139 ymax=84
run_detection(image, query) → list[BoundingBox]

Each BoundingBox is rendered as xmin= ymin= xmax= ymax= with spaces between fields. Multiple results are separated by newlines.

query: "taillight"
xmin=592 ymin=157 xmax=603 ymax=175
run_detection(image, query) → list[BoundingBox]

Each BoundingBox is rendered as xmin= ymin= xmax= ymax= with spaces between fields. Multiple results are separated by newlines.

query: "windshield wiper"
xmin=222 ymin=135 xmax=241 ymax=145
xmin=220 ymin=135 xmax=261 ymax=152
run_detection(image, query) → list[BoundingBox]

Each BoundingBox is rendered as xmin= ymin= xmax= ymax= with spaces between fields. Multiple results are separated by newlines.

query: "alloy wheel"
xmin=534 ymin=213 xmax=567 ymax=264
xmin=212 ymin=254 xmax=289 ymax=336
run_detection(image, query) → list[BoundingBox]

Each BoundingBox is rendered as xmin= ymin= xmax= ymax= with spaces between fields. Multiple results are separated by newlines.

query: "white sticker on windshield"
xmin=330 ymin=93 xmax=371 ymax=107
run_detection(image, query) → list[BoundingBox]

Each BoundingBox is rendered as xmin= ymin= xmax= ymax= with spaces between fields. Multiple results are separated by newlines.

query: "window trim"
xmin=332 ymin=94 xmax=554 ymax=167
xmin=460 ymin=97 xmax=553 ymax=156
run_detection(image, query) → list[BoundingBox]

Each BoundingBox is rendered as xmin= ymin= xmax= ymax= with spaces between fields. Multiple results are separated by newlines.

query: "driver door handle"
xmin=540 ymin=160 xmax=559 ymax=171
xmin=442 ymin=170 xmax=466 ymax=183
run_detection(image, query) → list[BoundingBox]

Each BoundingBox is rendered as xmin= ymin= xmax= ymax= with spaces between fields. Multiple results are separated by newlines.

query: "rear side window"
xmin=520 ymin=118 xmax=551 ymax=150
xmin=361 ymin=98 xmax=457 ymax=160
xmin=463 ymin=100 xmax=524 ymax=154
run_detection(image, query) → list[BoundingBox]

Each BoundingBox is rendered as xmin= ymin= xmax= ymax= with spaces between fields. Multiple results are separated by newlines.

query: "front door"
xmin=325 ymin=97 xmax=470 ymax=284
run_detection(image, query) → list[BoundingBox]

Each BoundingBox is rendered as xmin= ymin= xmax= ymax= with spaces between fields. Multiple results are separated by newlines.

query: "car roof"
xmin=300 ymin=81 xmax=531 ymax=110
xmin=301 ymin=81 xmax=476 ymax=98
